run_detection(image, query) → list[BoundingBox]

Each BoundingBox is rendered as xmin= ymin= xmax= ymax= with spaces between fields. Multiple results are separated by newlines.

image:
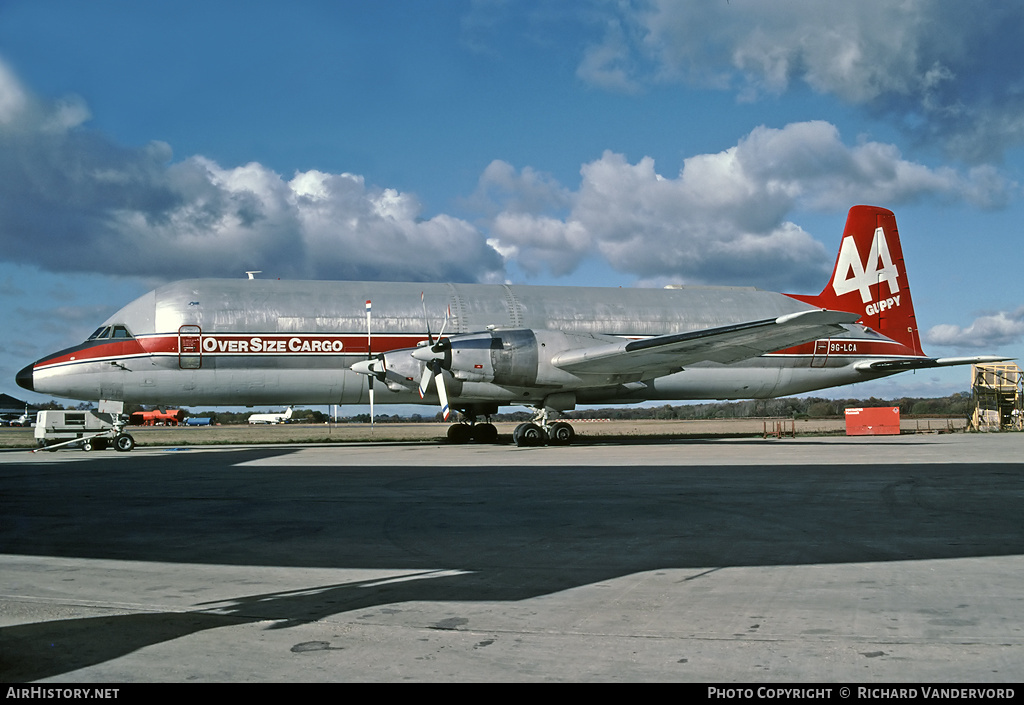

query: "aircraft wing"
xmin=854 ymin=355 xmax=1014 ymax=372
xmin=551 ymin=309 xmax=861 ymax=376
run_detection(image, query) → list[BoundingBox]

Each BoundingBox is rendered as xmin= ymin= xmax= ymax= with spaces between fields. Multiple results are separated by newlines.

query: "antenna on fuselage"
xmin=245 ymin=271 xmax=262 ymax=279
xmin=366 ymin=299 xmax=374 ymax=428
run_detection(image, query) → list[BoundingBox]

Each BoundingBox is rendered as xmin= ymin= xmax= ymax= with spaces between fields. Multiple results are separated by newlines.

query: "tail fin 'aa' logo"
xmin=831 ymin=227 xmax=900 ymax=304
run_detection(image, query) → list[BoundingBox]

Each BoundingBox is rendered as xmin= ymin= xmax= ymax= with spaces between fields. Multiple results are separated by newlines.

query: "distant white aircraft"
xmin=1 ymin=412 xmax=35 ymax=427
xmin=13 ymin=412 xmax=36 ymax=427
xmin=247 ymin=407 xmax=293 ymax=425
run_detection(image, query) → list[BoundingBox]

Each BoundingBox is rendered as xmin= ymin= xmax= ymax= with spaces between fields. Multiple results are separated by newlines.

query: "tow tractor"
xmin=32 ymin=403 xmax=136 ymax=452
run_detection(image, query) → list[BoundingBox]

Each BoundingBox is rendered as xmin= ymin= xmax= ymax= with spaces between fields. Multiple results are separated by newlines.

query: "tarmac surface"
xmin=1 ymin=433 xmax=1022 ymax=682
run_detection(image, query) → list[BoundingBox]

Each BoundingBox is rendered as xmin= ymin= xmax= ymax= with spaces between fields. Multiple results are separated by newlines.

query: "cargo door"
xmin=179 ymin=325 xmax=202 ymax=369
xmin=810 ymin=339 xmax=830 ymax=368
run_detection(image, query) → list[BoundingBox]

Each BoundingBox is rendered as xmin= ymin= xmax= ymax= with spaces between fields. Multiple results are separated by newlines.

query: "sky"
xmin=2 ymin=0 xmax=1023 ymax=411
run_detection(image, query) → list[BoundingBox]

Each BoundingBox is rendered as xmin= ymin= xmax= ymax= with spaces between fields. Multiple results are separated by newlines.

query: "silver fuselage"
xmin=23 ymin=278 xmax=903 ymax=408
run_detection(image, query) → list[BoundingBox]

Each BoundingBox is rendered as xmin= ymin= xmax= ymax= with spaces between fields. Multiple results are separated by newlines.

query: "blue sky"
xmin=2 ymin=0 xmax=1023 ymax=409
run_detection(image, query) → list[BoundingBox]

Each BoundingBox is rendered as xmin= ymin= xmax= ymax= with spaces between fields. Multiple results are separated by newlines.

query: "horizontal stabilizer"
xmin=552 ymin=308 xmax=860 ymax=376
xmin=855 ymin=355 xmax=1015 ymax=372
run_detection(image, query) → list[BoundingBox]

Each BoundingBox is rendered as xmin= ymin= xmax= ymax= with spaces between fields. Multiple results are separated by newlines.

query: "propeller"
xmin=416 ymin=294 xmax=453 ymax=419
xmin=419 ymin=291 xmax=451 ymax=348
xmin=354 ymin=299 xmax=394 ymax=425
xmin=351 ymin=294 xmax=456 ymax=422
xmin=407 ymin=354 xmax=451 ymax=420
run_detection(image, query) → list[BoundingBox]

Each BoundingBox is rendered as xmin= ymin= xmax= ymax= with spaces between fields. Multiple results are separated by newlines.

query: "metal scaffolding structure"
xmin=971 ymin=363 xmax=1023 ymax=431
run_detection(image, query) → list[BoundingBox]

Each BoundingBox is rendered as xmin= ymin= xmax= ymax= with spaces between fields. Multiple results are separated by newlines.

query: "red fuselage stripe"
xmin=33 ymin=333 xmax=926 ymax=370
xmin=33 ymin=333 xmax=433 ymax=369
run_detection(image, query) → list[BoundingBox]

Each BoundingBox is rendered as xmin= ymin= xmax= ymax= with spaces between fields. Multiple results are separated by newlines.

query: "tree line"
xmin=172 ymin=392 xmax=981 ymax=424
xmin=32 ymin=392 xmax=975 ymax=424
xmin=562 ymin=392 xmax=976 ymax=422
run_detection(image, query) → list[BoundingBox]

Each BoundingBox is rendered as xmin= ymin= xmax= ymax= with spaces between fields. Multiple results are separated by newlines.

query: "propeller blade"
xmin=434 ymin=361 xmax=450 ymax=420
xmin=420 ymin=291 xmax=434 ymax=345
xmin=368 ymin=379 xmax=375 ymax=427
xmin=438 ymin=303 xmax=450 ymax=339
xmin=419 ymin=364 xmax=432 ymax=398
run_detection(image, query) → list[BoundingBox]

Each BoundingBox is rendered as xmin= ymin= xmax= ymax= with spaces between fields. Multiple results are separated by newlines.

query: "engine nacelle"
xmin=377 ymin=348 xmax=424 ymax=389
xmin=440 ymin=328 xmax=621 ymax=388
xmin=368 ymin=328 xmax=631 ymax=397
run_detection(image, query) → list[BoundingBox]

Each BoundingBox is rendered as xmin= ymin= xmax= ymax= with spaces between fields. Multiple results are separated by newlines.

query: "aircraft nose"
xmin=16 ymin=363 xmax=34 ymax=392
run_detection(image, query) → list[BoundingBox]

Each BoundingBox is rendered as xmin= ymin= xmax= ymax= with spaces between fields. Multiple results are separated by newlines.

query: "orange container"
xmin=845 ymin=407 xmax=900 ymax=435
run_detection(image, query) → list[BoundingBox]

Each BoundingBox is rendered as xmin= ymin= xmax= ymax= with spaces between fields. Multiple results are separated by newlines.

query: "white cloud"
xmin=580 ymin=1 xmax=1024 ymax=162
xmin=615 ymin=1 xmax=943 ymax=100
xmin=0 ymin=61 xmax=504 ymax=284
xmin=0 ymin=60 xmax=28 ymax=124
xmin=488 ymin=212 xmax=590 ymax=277
xmin=479 ymin=122 xmax=1011 ymax=289
xmin=925 ymin=308 xmax=1024 ymax=349
xmin=576 ymin=18 xmax=641 ymax=94
xmin=465 ymin=159 xmax=571 ymax=217
xmin=1 ymin=58 xmax=1014 ymax=294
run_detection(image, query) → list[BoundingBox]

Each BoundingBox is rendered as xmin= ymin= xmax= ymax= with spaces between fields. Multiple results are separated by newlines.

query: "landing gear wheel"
xmin=82 ymin=440 xmax=94 ymax=452
xmin=547 ymin=422 xmax=575 ymax=446
xmin=471 ymin=423 xmax=498 ymax=444
xmin=447 ymin=424 xmax=472 ymax=444
xmin=114 ymin=433 xmax=135 ymax=452
xmin=513 ymin=422 xmax=546 ymax=447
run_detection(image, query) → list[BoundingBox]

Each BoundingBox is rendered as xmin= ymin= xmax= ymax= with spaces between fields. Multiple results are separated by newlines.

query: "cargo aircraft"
xmin=16 ymin=206 xmax=1008 ymax=446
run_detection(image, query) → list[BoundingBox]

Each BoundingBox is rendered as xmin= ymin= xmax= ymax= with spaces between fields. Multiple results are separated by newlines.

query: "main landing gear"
xmin=444 ymin=405 xmax=578 ymax=447
xmin=511 ymin=420 xmax=575 ymax=447
xmin=445 ymin=405 xmax=500 ymax=444
xmin=446 ymin=421 xmax=498 ymax=444
xmin=511 ymin=405 xmax=576 ymax=447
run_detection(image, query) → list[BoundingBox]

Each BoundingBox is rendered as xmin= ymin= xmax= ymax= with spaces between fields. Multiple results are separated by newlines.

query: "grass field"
xmin=0 ymin=416 xmax=969 ymax=449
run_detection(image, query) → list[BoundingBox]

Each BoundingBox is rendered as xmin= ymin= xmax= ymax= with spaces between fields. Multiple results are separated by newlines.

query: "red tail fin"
xmin=788 ymin=205 xmax=924 ymax=355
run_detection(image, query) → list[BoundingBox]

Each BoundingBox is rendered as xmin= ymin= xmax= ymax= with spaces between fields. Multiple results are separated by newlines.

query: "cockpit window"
xmin=88 ymin=325 xmax=134 ymax=341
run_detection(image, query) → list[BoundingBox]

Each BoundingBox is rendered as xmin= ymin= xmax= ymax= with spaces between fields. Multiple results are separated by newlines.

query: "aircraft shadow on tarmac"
xmin=2 ymin=447 xmax=1022 ymax=680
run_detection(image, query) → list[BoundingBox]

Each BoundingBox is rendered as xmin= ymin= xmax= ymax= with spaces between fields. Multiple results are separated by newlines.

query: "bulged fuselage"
xmin=18 ymin=277 xmax=906 ymax=408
